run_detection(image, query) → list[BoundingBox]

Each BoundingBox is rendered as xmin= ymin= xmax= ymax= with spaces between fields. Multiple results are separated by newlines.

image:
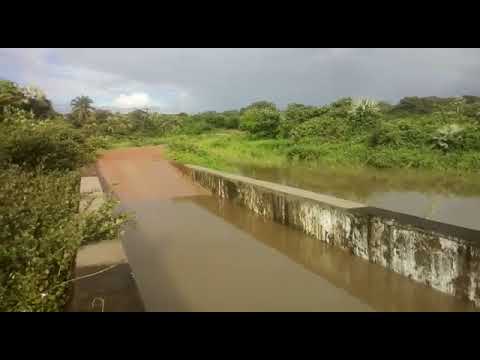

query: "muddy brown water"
xmin=98 ymin=147 xmax=477 ymax=311
xmin=231 ymin=163 xmax=480 ymax=231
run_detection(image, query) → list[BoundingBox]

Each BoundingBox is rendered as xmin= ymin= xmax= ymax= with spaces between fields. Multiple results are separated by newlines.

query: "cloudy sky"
xmin=1 ymin=48 xmax=479 ymax=113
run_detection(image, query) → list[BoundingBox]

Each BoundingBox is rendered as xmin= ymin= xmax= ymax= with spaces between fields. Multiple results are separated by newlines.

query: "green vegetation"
xmin=45 ymin=92 xmax=478 ymax=174
xmin=0 ymin=80 xmax=129 ymax=311
xmin=164 ymin=96 xmax=480 ymax=173
xmin=2 ymin=76 xmax=480 ymax=310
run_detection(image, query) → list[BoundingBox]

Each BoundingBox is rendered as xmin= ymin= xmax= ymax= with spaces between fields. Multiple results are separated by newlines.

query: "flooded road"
xmin=98 ymin=147 xmax=477 ymax=311
xmin=231 ymin=164 xmax=480 ymax=231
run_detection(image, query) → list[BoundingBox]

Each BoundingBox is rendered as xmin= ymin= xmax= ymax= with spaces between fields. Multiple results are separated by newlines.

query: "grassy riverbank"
xmin=150 ymin=130 xmax=480 ymax=174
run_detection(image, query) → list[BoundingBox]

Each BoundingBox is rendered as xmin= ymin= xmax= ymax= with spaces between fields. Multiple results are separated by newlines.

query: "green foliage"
xmin=0 ymin=84 xmax=133 ymax=311
xmin=0 ymin=168 xmax=81 ymax=311
xmin=365 ymin=147 xmax=438 ymax=169
xmin=150 ymin=114 xmax=183 ymax=136
xmin=285 ymin=103 xmax=326 ymax=124
xmin=278 ymin=103 xmax=327 ymax=138
xmin=1 ymin=114 xmax=97 ymax=171
xmin=94 ymin=109 xmax=112 ymax=122
xmin=0 ymin=80 xmax=25 ymax=109
xmin=0 ymin=167 xmax=130 ymax=311
xmin=20 ymin=86 xmax=56 ymax=119
xmin=430 ymin=123 xmax=466 ymax=153
xmin=377 ymin=101 xmax=394 ymax=113
xmin=326 ymin=97 xmax=353 ymax=118
xmin=0 ymin=81 xmax=55 ymax=119
xmin=290 ymin=116 xmax=351 ymax=141
xmin=391 ymin=96 xmax=480 ymax=119
xmin=167 ymin=137 xmax=208 ymax=158
xmin=240 ymin=100 xmax=277 ymax=114
xmin=179 ymin=115 xmax=215 ymax=135
xmin=393 ymin=96 xmax=442 ymax=114
xmin=369 ymin=117 xmax=437 ymax=148
xmin=81 ymin=198 xmax=130 ymax=246
xmin=348 ymin=98 xmax=380 ymax=130
xmin=240 ymin=107 xmax=281 ymax=138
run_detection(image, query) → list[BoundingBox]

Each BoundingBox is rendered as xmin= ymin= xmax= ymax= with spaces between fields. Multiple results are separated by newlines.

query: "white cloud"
xmin=3 ymin=48 xmax=480 ymax=113
xmin=112 ymin=92 xmax=151 ymax=108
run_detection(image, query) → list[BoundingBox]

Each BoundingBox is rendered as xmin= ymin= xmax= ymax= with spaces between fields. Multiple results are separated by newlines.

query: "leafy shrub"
xmin=278 ymin=104 xmax=327 ymax=138
xmin=81 ymin=198 xmax=130 ymax=246
xmin=326 ymin=97 xmax=353 ymax=118
xmin=285 ymin=103 xmax=326 ymax=124
xmin=97 ymin=115 xmax=135 ymax=136
xmin=348 ymin=98 xmax=380 ymax=130
xmin=1 ymin=116 xmax=96 ymax=171
xmin=240 ymin=107 xmax=281 ymax=138
xmin=369 ymin=118 xmax=436 ymax=148
xmin=0 ymin=80 xmax=24 ymax=109
xmin=462 ymin=125 xmax=480 ymax=151
xmin=180 ymin=118 xmax=215 ymax=135
xmin=289 ymin=116 xmax=351 ymax=141
xmin=428 ymin=123 xmax=480 ymax=153
xmin=167 ymin=138 xmax=208 ymax=157
xmin=0 ymin=169 xmax=81 ymax=311
xmin=0 ymin=167 xmax=130 ymax=311
xmin=392 ymin=96 xmax=447 ymax=114
xmin=240 ymin=101 xmax=277 ymax=114
xmin=0 ymin=81 xmax=55 ymax=119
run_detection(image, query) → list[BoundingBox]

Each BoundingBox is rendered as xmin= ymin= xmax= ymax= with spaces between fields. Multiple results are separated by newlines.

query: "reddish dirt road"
xmin=97 ymin=146 xmax=209 ymax=202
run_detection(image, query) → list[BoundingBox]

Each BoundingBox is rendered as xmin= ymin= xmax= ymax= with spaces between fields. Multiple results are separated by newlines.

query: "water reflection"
xmin=121 ymin=195 xmax=476 ymax=312
xmin=185 ymin=196 xmax=476 ymax=312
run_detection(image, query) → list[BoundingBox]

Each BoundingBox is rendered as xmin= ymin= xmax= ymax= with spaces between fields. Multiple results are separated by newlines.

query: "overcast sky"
xmin=1 ymin=48 xmax=479 ymax=113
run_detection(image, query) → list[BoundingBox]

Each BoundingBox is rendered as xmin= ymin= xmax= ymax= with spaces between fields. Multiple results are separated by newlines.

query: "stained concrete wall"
xmin=173 ymin=163 xmax=480 ymax=307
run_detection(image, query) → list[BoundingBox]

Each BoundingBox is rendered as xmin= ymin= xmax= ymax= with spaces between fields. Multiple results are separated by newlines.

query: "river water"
xmin=100 ymin=147 xmax=478 ymax=311
xmin=121 ymin=196 xmax=477 ymax=311
xmin=229 ymin=163 xmax=480 ymax=231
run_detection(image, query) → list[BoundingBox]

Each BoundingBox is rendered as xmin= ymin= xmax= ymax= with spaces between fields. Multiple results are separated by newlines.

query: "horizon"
xmin=2 ymin=48 xmax=479 ymax=114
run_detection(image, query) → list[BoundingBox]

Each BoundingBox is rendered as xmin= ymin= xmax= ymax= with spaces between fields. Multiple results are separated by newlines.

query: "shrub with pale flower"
xmin=348 ymin=98 xmax=380 ymax=128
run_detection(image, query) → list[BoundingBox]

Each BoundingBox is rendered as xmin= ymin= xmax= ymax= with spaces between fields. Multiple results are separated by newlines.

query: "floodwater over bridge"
xmin=96 ymin=146 xmax=477 ymax=311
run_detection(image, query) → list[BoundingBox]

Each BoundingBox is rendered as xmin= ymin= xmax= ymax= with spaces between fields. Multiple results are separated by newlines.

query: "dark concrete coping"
xmin=350 ymin=206 xmax=480 ymax=246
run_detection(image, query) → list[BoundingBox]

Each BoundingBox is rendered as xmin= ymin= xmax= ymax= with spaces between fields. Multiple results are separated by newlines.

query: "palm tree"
xmin=70 ymin=96 xmax=94 ymax=125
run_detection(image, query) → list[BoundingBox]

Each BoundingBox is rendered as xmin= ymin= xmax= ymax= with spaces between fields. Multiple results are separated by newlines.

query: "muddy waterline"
xmin=229 ymin=163 xmax=480 ymax=231
xmin=121 ymin=195 xmax=476 ymax=312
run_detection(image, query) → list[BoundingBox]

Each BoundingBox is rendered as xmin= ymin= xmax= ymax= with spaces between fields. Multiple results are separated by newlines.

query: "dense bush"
xmin=348 ymin=98 xmax=380 ymax=130
xmin=167 ymin=137 xmax=208 ymax=157
xmin=1 ymin=110 xmax=97 ymax=171
xmin=0 ymin=168 xmax=80 ymax=311
xmin=369 ymin=117 xmax=437 ymax=148
xmin=325 ymin=97 xmax=353 ymax=118
xmin=284 ymin=104 xmax=326 ymax=124
xmin=278 ymin=104 xmax=327 ymax=138
xmin=0 ymin=90 xmax=131 ymax=312
xmin=290 ymin=116 xmax=351 ymax=141
xmin=0 ymin=167 xmax=129 ymax=311
xmin=0 ymin=80 xmax=56 ymax=119
xmin=240 ymin=107 xmax=281 ymax=138
xmin=240 ymin=101 xmax=277 ymax=114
